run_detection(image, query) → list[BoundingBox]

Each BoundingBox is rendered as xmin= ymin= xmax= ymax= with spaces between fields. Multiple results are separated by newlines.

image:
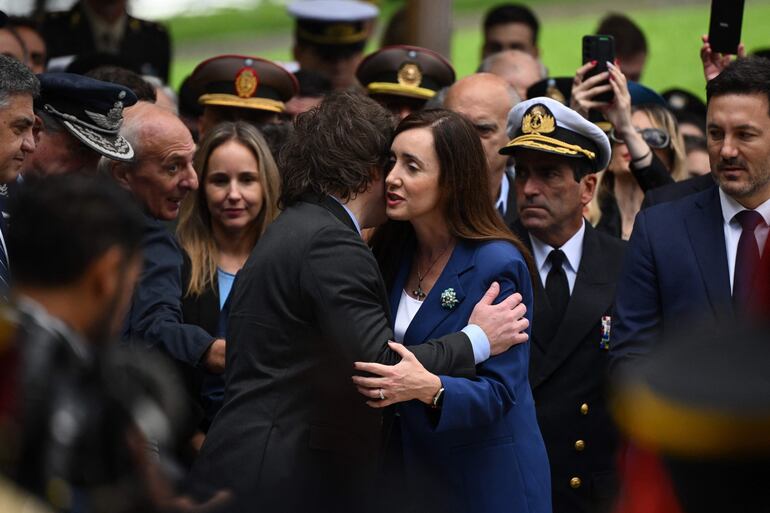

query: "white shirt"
xmin=393 ymin=289 xmax=424 ymax=342
xmin=495 ymin=173 xmax=510 ymax=215
xmin=529 ymin=220 xmax=586 ymax=294
xmin=718 ymin=189 xmax=770 ymax=291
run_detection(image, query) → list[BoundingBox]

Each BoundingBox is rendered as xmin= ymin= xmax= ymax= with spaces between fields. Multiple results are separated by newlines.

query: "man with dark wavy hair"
xmin=187 ymin=91 xmax=530 ymax=512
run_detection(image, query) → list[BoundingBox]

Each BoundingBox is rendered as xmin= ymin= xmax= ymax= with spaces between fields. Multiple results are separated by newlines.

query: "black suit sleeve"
xmin=631 ymin=152 xmax=674 ymax=193
xmin=303 ymin=226 xmax=476 ymax=378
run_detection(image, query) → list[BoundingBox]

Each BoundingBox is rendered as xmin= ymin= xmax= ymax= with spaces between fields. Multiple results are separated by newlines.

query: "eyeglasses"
xmin=609 ymin=127 xmax=671 ymax=149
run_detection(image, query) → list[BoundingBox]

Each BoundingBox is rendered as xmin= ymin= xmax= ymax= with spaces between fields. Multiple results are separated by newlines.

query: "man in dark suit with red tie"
xmin=611 ymin=57 xmax=770 ymax=375
xmin=503 ymin=96 xmax=626 ymax=513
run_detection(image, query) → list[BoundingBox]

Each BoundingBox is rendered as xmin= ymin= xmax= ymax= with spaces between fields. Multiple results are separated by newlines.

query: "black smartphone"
xmin=708 ymin=0 xmax=745 ymax=55
xmin=582 ymin=35 xmax=615 ymax=103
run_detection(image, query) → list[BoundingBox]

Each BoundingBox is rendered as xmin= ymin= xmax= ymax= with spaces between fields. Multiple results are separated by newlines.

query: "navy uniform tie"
xmin=733 ymin=210 xmax=763 ymax=309
xmin=546 ymin=249 xmax=570 ymax=325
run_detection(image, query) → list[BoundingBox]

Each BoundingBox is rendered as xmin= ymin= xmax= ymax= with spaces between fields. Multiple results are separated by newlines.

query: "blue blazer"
xmin=611 ymin=186 xmax=735 ymax=375
xmin=390 ymin=238 xmax=552 ymax=513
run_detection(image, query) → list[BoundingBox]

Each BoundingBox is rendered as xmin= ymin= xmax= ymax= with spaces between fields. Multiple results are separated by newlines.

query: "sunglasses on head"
xmin=610 ymin=127 xmax=671 ymax=149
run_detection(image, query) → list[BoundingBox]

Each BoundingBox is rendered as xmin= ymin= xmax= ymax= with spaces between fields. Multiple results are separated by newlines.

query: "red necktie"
xmin=733 ymin=210 xmax=763 ymax=310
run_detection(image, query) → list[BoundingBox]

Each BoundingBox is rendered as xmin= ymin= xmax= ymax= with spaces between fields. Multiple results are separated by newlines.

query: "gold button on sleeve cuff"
xmin=580 ymin=403 xmax=589 ymax=415
xmin=570 ymin=477 xmax=582 ymax=489
xmin=575 ymin=440 xmax=586 ymax=451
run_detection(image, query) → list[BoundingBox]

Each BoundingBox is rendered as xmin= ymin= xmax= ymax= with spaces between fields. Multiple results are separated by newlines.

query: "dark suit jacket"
xmin=514 ymin=221 xmax=626 ymax=513
xmin=41 ymin=2 xmax=171 ymax=81
xmin=611 ymin=186 xmax=736 ymax=376
xmin=187 ymin=196 xmax=476 ymax=512
xmin=641 ymin=172 xmax=716 ymax=209
xmin=121 ymin=214 xmax=214 ymax=366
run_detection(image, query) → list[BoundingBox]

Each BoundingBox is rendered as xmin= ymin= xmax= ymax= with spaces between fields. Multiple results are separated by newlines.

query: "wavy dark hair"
xmin=279 ymin=90 xmax=394 ymax=206
xmin=371 ymin=109 xmax=533 ymax=285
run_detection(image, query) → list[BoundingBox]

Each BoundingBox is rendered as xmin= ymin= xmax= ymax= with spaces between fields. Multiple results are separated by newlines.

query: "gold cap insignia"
xmin=522 ymin=105 xmax=556 ymax=135
xmin=235 ymin=67 xmax=259 ymax=99
xmin=397 ymin=62 xmax=422 ymax=88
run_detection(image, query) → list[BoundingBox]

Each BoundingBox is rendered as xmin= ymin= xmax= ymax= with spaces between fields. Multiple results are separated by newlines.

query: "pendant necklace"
xmin=412 ymin=243 xmax=452 ymax=300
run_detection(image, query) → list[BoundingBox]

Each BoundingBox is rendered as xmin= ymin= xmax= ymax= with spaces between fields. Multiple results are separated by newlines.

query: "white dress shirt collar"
xmin=330 ymin=196 xmax=362 ymax=236
xmin=719 ymin=188 xmax=770 ymax=227
xmin=495 ymin=172 xmax=510 ymax=215
xmin=529 ymin=219 xmax=586 ymax=294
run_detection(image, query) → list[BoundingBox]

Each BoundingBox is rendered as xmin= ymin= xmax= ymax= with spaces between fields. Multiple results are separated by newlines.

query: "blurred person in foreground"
xmin=0 ymin=175 xmax=152 ymax=512
xmin=504 ymin=97 xmax=624 ymax=513
xmin=610 ymin=56 xmax=770 ymax=377
xmin=177 ymin=122 xmax=281 ymax=431
xmin=356 ymin=108 xmax=550 ymax=513
xmin=186 ymin=91 xmax=530 ymax=512
xmin=611 ymin=322 xmax=770 ymax=513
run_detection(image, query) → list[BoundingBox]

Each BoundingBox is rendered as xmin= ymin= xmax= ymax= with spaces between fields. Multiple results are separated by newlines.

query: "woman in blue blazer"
xmin=356 ymin=109 xmax=551 ymax=513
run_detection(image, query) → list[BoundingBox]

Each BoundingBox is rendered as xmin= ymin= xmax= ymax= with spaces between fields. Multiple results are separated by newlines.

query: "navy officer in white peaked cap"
xmin=502 ymin=97 xmax=625 ymax=513
xmin=288 ymin=0 xmax=379 ymax=91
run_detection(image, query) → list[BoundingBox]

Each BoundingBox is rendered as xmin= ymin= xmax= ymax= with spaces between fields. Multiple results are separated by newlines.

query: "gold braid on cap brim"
xmin=296 ymin=27 xmax=368 ymax=45
xmin=612 ymin=381 xmax=770 ymax=458
xmin=367 ymin=82 xmax=436 ymax=100
xmin=198 ymin=94 xmax=285 ymax=113
xmin=505 ymin=134 xmax=596 ymax=161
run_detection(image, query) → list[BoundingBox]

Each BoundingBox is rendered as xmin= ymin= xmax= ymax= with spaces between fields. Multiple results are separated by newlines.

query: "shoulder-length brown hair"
xmin=177 ymin=121 xmax=281 ymax=297
xmin=371 ymin=109 xmax=533 ymax=284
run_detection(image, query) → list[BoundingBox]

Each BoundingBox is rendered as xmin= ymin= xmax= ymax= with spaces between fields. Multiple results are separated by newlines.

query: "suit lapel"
xmin=305 ymin=194 xmax=359 ymax=234
xmin=684 ymin=187 xmax=733 ymax=321
xmin=511 ymin=221 xmax=553 ymax=353
xmin=531 ymin=224 xmax=616 ymax=388
xmin=403 ymin=242 xmax=473 ymax=346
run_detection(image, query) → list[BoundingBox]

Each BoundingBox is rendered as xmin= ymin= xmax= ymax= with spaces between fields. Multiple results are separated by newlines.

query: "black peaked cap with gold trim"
xmin=356 ymin=45 xmax=455 ymax=101
xmin=190 ymin=55 xmax=298 ymax=113
xmin=500 ymin=97 xmax=611 ymax=171
xmin=288 ymin=0 xmax=378 ymax=52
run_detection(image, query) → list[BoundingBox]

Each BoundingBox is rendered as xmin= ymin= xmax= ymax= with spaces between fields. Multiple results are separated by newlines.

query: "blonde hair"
xmin=635 ymin=104 xmax=688 ymax=182
xmin=177 ymin=121 xmax=281 ymax=297
xmin=586 ymin=104 xmax=688 ymax=228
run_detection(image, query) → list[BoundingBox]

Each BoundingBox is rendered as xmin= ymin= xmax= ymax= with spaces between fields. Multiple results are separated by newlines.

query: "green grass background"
xmin=167 ymin=1 xmax=770 ymax=99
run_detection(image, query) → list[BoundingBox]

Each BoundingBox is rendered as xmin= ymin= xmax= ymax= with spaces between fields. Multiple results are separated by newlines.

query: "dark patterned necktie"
xmin=733 ymin=210 xmax=763 ymax=310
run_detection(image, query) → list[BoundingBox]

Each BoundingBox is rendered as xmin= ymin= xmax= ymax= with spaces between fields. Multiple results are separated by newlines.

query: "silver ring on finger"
xmin=379 ymin=389 xmax=385 ymax=401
